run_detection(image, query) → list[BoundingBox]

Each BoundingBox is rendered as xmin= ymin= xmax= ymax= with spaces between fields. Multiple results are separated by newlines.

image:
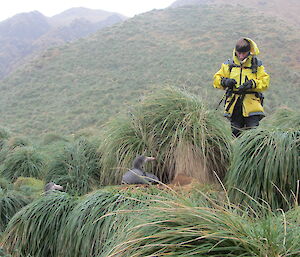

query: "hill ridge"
xmin=0 ymin=8 xmax=127 ymax=79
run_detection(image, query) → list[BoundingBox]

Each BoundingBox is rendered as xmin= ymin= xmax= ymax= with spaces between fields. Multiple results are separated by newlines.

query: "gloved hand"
xmin=238 ymin=80 xmax=254 ymax=92
xmin=221 ymin=78 xmax=237 ymax=89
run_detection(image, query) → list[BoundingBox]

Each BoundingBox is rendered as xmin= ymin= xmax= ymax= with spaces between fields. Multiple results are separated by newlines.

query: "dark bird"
xmin=44 ymin=182 xmax=64 ymax=194
xmin=122 ymin=155 xmax=160 ymax=184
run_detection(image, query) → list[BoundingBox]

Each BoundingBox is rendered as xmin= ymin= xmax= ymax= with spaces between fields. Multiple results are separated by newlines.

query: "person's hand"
xmin=238 ymin=80 xmax=254 ymax=92
xmin=221 ymin=78 xmax=237 ymax=89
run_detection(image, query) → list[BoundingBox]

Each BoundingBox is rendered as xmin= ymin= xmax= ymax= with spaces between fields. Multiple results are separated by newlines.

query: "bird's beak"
xmin=53 ymin=184 xmax=64 ymax=190
xmin=145 ymin=156 xmax=156 ymax=162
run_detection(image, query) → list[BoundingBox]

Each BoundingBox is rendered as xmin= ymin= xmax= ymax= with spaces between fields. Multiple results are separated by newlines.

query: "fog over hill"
xmin=0 ymin=7 xmax=127 ymax=79
xmin=0 ymin=4 xmax=299 ymax=136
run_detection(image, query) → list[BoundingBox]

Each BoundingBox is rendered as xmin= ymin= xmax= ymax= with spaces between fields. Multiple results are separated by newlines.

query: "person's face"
xmin=236 ymin=51 xmax=249 ymax=61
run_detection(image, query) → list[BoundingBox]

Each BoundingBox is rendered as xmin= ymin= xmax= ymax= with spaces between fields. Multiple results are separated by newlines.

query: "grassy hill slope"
xmin=170 ymin=0 xmax=300 ymax=26
xmin=0 ymin=5 xmax=299 ymax=136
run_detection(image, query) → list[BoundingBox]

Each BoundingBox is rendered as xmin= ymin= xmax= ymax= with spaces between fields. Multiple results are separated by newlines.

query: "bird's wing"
xmin=122 ymin=169 xmax=148 ymax=184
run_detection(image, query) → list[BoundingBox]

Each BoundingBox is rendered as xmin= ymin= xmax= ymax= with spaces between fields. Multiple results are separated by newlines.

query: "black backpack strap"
xmin=251 ymin=56 xmax=262 ymax=73
xmin=225 ymin=94 xmax=236 ymax=112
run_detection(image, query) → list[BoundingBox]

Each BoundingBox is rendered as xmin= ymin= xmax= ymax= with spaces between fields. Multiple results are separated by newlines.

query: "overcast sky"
xmin=1 ymin=0 xmax=176 ymax=22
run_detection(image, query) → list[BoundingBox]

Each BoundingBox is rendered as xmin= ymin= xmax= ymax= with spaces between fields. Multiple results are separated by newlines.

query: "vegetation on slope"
xmin=46 ymin=137 xmax=101 ymax=196
xmin=4 ymin=192 xmax=76 ymax=257
xmin=226 ymin=128 xmax=300 ymax=210
xmin=108 ymin=196 xmax=300 ymax=257
xmin=99 ymin=87 xmax=232 ymax=185
xmin=0 ymin=5 xmax=298 ymax=135
xmin=0 ymin=86 xmax=299 ymax=256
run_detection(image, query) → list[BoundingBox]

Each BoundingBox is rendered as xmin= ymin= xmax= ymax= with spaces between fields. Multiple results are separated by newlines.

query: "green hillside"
xmin=0 ymin=4 xmax=299 ymax=136
xmin=171 ymin=0 xmax=300 ymax=27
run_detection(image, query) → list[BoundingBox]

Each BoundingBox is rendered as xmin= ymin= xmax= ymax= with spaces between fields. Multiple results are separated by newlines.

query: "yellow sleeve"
xmin=253 ymin=65 xmax=270 ymax=92
xmin=213 ymin=63 xmax=230 ymax=90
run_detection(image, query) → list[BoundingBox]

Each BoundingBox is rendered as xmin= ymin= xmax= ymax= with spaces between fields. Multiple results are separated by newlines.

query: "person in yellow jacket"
xmin=213 ymin=38 xmax=270 ymax=137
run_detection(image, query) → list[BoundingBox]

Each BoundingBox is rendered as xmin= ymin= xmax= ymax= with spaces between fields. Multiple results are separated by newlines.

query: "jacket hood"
xmin=232 ymin=37 xmax=260 ymax=58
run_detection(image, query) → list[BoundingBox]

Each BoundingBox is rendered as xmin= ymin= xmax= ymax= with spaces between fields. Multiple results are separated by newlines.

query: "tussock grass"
xmin=99 ymin=115 xmax=156 ymax=185
xmin=46 ymin=138 xmax=101 ymax=196
xmin=226 ymin=128 xmax=300 ymax=210
xmin=3 ymin=192 xmax=77 ymax=257
xmin=0 ymin=189 xmax=30 ymax=233
xmin=58 ymin=190 xmax=153 ymax=257
xmin=108 ymin=194 xmax=300 ymax=257
xmin=262 ymin=107 xmax=300 ymax=130
xmin=1 ymin=146 xmax=46 ymax=181
xmin=99 ymin=87 xmax=232 ymax=185
xmin=58 ymin=185 xmax=215 ymax=257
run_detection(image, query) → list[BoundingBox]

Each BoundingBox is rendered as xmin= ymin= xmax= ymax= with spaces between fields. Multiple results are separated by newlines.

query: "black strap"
xmin=233 ymin=90 xmax=257 ymax=95
xmin=251 ymin=56 xmax=258 ymax=73
xmin=228 ymin=59 xmax=240 ymax=73
xmin=225 ymin=94 xmax=236 ymax=112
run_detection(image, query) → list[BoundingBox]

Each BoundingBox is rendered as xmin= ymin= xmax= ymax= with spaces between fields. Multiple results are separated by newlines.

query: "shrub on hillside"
xmin=3 ymin=192 xmax=76 ymax=257
xmin=0 ymin=189 xmax=30 ymax=233
xmin=46 ymin=138 xmax=101 ymax=196
xmin=58 ymin=190 xmax=151 ymax=257
xmin=1 ymin=147 xmax=46 ymax=181
xmin=226 ymin=128 xmax=300 ymax=210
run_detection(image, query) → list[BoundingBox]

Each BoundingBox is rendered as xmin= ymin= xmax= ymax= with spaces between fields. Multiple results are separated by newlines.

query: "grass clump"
xmin=1 ymin=146 xmax=46 ymax=181
xmin=100 ymin=87 xmax=232 ymax=185
xmin=3 ymin=192 xmax=77 ymax=257
xmin=0 ymin=189 xmax=30 ymax=233
xmin=46 ymin=137 xmax=101 ymax=196
xmin=108 ymin=194 xmax=300 ymax=257
xmin=226 ymin=128 xmax=300 ymax=210
xmin=58 ymin=190 xmax=152 ymax=257
xmin=99 ymin=115 xmax=156 ymax=185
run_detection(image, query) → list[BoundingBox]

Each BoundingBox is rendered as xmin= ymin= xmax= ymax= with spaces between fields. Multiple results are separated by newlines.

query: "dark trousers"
xmin=230 ymin=97 xmax=262 ymax=137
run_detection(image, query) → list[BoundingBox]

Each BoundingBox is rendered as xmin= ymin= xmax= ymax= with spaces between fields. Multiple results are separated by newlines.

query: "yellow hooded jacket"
xmin=213 ymin=38 xmax=270 ymax=117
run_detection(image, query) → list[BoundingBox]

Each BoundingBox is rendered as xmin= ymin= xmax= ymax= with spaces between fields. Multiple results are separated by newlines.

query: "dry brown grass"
xmin=173 ymin=141 xmax=217 ymax=184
